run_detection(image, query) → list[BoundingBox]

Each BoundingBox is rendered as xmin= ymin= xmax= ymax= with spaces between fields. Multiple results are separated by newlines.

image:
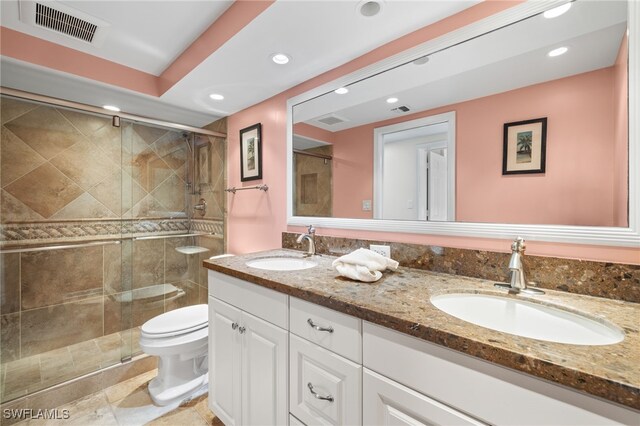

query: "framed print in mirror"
xmin=240 ymin=123 xmax=262 ymax=181
xmin=503 ymin=117 xmax=547 ymax=175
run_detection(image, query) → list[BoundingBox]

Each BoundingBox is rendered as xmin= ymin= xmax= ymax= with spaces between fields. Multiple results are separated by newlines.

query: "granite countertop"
xmin=203 ymin=249 xmax=640 ymax=410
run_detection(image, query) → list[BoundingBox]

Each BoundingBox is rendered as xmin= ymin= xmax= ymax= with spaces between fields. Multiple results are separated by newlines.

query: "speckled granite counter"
xmin=204 ymin=249 xmax=640 ymax=410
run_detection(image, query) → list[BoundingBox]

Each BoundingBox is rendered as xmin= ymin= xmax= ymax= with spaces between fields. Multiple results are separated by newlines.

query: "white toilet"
xmin=139 ymin=304 xmax=209 ymax=406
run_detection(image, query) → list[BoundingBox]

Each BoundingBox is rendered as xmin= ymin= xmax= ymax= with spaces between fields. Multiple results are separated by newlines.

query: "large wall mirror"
xmin=287 ymin=0 xmax=639 ymax=247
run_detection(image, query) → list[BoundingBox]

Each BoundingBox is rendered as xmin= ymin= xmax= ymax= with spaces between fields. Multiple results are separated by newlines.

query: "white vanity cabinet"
xmin=207 ymin=269 xmax=638 ymax=426
xmin=208 ymin=271 xmax=288 ymax=426
xmin=363 ymin=322 xmax=639 ymax=426
xmin=289 ymin=297 xmax=363 ymax=426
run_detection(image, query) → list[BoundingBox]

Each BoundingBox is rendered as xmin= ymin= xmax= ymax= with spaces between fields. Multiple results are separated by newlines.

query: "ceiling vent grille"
xmin=391 ymin=105 xmax=411 ymax=114
xmin=19 ymin=0 xmax=110 ymax=46
xmin=315 ymin=114 xmax=349 ymax=126
xmin=35 ymin=3 xmax=97 ymax=42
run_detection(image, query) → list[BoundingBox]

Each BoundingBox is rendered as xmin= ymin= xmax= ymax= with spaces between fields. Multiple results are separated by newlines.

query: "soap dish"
xmin=175 ymin=246 xmax=210 ymax=255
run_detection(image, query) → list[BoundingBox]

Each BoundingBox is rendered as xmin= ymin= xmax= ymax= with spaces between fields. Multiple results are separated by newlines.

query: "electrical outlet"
xmin=370 ymin=244 xmax=391 ymax=258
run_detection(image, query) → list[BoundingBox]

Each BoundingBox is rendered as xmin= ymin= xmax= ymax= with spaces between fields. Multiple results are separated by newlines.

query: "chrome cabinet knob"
xmin=231 ymin=322 xmax=238 ymax=330
xmin=238 ymin=326 xmax=246 ymax=334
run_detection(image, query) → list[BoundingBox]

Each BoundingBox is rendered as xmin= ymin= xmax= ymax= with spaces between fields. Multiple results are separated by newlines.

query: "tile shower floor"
xmin=13 ymin=369 xmax=222 ymax=426
xmin=1 ymin=328 xmax=144 ymax=403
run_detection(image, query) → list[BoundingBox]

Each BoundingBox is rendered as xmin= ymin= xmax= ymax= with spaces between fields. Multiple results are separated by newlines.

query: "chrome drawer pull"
xmin=307 ymin=318 xmax=334 ymax=333
xmin=238 ymin=326 xmax=246 ymax=334
xmin=232 ymin=322 xmax=239 ymax=330
xmin=307 ymin=382 xmax=334 ymax=402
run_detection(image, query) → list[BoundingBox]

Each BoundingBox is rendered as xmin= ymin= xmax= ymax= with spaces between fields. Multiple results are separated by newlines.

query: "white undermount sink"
xmin=431 ymin=293 xmax=624 ymax=346
xmin=246 ymin=256 xmax=317 ymax=271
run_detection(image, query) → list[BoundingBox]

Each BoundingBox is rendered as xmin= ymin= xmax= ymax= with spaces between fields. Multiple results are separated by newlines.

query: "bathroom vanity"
xmin=205 ymin=250 xmax=639 ymax=425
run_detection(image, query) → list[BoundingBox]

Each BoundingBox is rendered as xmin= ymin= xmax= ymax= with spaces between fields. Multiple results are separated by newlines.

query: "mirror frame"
xmin=287 ymin=0 xmax=639 ymax=247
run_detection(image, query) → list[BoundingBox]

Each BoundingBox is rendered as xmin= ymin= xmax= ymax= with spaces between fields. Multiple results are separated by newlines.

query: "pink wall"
xmin=329 ymin=67 xmax=621 ymax=226
xmin=226 ymin=0 xmax=638 ymax=264
xmin=332 ymin=126 xmax=374 ymax=219
xmin=613 ymin=34 xmax=629 ymax=227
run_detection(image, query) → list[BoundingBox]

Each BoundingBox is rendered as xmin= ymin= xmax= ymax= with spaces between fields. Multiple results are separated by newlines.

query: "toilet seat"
xmin=140 ymin=326 xmax=208 ymax=354
xmin=141 ymin=304 xmax=208 ymax=338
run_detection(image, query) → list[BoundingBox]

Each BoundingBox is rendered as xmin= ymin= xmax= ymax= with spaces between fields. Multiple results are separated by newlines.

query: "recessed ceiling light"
xmin=272 ymin=53 xmax=290 ymax=65
xmin=543 ymin=3 xmax=571 ymax=19
xmin=103 ymin=105 xmax=120 ymax=112
xmin=386 ymin=97 xmax=399 ymax=104
xmin=548 ymin=46 xmax=568 ymax=57
xmin=334 ymin=87 xmax=349 ymax=95
xmin=358 ymin=0 xmax=383 ymax=17
xmin=209 ymin=93 xmax=224 ymax=101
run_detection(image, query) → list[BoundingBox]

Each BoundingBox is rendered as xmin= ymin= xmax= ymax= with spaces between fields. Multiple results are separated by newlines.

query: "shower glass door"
xmin=119 ymin=120 xmax=200 ymax=358
xmin=0 ymin=95 xmax=127 ymax=401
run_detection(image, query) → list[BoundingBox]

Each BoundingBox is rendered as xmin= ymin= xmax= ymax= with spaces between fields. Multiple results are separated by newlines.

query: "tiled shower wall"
xmin=294 ymin=145 xmax=333 ymax=217
xmin=0 ymin=96 xmax=226 ymax=402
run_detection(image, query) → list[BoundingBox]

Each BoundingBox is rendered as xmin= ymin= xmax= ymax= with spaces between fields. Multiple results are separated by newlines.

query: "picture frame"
xmin=240 ymin=123 xmax=262 ymax=181
xmin=502 ymin=117 xmax=547 ymax=175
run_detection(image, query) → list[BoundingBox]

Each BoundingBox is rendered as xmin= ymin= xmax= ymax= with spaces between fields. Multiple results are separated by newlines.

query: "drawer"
xmin=290 ymin=334 xmax=361 ymax=426
xmin=208 ymin=270 xmax=288 ymax=329
xmin=290 ymin=297 xmax=362 ymax=363
xmin=363 ymin=368 xmax=486 ymax=426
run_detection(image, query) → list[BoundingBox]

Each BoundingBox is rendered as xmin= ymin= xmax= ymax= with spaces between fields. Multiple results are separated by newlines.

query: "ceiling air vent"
xmin=35 ymin=3 xmax=97 ymax=43
xmin=19 ymin=0 xmax=110 ymax=46
xmin=315 ymin=114 xmax=349 ymax=126
xmin=391 ymin=105 xmax=411 ymax=113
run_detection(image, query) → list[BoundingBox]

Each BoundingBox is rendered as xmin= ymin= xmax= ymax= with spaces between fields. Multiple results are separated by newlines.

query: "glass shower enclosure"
xmin=0 ymin=94 xmax=225 ymax=403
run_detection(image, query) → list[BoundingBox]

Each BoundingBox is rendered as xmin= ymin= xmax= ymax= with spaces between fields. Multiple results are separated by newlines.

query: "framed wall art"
xmin=502 ymin=117 xmax=547 ymax=175
xmin=240 ymin=123 xmax=262 ymax=181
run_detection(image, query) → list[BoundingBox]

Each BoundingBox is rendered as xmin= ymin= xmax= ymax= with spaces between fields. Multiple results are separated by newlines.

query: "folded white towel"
xmin=332 ymin=248 xmax=399 ymax=282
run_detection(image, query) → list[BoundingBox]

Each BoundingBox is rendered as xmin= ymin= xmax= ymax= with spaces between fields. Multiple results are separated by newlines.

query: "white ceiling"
xmin=294 ymin=0 xmax=628 ymax=132
xmin=0 ymin=0 xmax=233 ymax=75
xmin=160 ymin=0 xmax=481 ymax=119
xmin=0 ymin=0 xmax=481 ymax=127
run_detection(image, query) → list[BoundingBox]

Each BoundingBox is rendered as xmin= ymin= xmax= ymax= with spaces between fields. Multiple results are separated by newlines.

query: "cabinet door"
xmin=241 ymin=310 xmax=288 ymax=426
xmin=363 ymin=369 xmax=486 ymax=426
xmin=290 ymin=334 xmax=361 ymax=426
xmin=209 ymin=297 xmax=242 ymax=426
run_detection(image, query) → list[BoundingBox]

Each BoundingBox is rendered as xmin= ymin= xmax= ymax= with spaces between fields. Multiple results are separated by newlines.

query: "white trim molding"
xmin=287 ymin=0 xmax=640 ymax=248
xmin=372 ymin=112 xmax=456 ymax=221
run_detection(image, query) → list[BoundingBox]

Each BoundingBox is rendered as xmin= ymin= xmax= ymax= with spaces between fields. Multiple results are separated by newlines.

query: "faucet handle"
xmin=307 ymin=225 xmax=316 ymax=235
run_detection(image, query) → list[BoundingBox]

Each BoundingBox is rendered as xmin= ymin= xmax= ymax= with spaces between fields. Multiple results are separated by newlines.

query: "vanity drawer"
xmin=290 ymin=297 xmax=362 ymax=363
xmin=290 ymin=334 xmax=361 ymax=426
xmin=208 ymin=270 xmax=288 ymax=329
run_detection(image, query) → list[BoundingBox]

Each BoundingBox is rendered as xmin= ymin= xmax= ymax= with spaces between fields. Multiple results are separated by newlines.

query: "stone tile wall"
xmin=294 ymin=145 xmax=333 ymax=217
xmin=0 ymin=97 xmax=227 ymax=401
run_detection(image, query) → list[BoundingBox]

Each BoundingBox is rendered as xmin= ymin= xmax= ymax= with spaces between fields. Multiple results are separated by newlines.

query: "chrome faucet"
xmin=494 ymin=238 xmax=544 ymax=295
xmin=193 ymin=198 xmax=207 ymax=217
xmin=296 ymin=225 xmax=316 ymax=257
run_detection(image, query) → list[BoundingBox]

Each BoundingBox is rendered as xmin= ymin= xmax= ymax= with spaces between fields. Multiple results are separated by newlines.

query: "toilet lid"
xmin=142 ymin=304 xmax=208 ymax=336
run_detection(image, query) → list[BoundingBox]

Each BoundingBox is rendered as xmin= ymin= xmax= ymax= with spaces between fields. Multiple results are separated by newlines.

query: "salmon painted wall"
xmin=328 ymin=67 xmax=622 ymax=226
xmin=226 ymin=0 xmax=638 ymax=264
